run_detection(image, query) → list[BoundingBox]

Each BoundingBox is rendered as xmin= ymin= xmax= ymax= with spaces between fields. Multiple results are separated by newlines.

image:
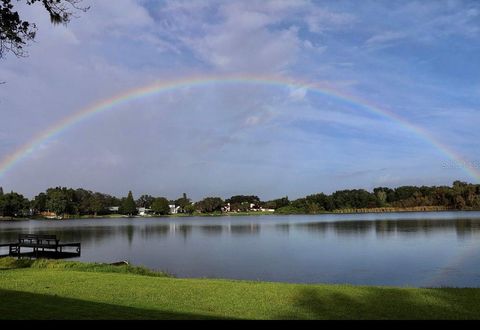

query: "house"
xmin=138 ymin=207 xmax=153 ymax=216
xmin=222 ymin=203 xmax=231 ymax=212
xmin=40 ymin=211 xmax=58 ymax=219
xmin=108 ymin=206 xmax=120 ymax=213
xmin=259 ymin=208 xmax=275 ymax=212
xmin=169 ymin=205 xmax=181 ymax=214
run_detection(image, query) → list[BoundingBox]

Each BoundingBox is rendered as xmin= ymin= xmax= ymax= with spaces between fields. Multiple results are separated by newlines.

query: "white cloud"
xmin=288 ymin=87 xmax=308 ymax=101
xmin=365 ymin=31 xmax=407 ymax=47
xmin=156 ymin=1 xmax=303 ymax=74
xmin=153 ymin=0 xmax=353 ymax=74
xmin=305 ymin=8 xmax=356 ymax=33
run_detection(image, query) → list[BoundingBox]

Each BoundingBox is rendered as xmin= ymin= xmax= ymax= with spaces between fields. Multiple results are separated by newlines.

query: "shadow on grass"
xmin=278 ymin=287 xmax=480 ymax=320
xmin=0 ymin=289 xmax=229 ymax=320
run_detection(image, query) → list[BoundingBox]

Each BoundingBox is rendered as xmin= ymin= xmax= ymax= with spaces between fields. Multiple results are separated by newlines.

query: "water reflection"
xmin=200 ymin=225 xmax=224 ymax=236
xmin=292 ymin=219 xmax=480 ymax=239
xmin=274 ymin=223 xmax=290 ymax=234
xmin=2 ymin=218 xmax=480 ymax=244
xmin=140 ymin=225 xmax=170 ymax=239
xmin=2 ymin=214 xmax=480 ymax=286
xmin=230 ymin=224 xmax=260 ymax=236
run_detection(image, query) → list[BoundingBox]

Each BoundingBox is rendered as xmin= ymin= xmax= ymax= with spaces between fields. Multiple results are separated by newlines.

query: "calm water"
xmin=1 ymin=212 xmax=480 ymax=287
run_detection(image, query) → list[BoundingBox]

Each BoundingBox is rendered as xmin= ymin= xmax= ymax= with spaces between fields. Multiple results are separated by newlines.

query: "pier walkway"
xmin=0 ymin=234 xmax=81 ymax=259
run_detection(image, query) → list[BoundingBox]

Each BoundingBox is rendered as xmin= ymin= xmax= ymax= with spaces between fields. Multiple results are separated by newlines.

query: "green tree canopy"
xmin=174 ymin=193 xmax=191 ymax=213
xmin=136 ymin=195 xmax=155 ymax=208
xmin=32 ymin=192 xmax=47 ymax=213
xmin=45 ymin=190 xmax=69 ymax=215
xmin=119 ymin=191 xmax=137 ymax=216
xmin=195 ymin=197 xmax=224 ymax=213
xmin=0 ymin=191 xmax=29 ymax=217
xmin=151 ymin=197 xmax=170 ymax=215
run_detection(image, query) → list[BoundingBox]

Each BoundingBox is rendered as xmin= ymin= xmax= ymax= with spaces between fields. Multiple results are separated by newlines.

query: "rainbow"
xmin=0 ymin=74 xmax=479 ymax=181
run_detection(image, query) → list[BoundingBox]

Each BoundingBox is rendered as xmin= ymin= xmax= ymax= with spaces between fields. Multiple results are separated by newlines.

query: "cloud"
xmin=305 ymin=7 xmax=356 ymax=33
xmin=365 ymin=31 xmax=408 ymax=47
xmin=1 ymin=0 xmax=479 ymax=199
xmin=288 ymin=87 xmax=308 ymax=101
xmin=154 ymin=1 xmax=303 ymax=74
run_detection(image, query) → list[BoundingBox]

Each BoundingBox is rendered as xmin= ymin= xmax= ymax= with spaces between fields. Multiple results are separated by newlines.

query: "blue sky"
xmin=0 ymin=0 xmax=479 ymax=200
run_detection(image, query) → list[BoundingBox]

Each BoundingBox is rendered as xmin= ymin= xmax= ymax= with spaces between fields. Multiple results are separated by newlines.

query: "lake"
xmin=1 ymin=212 xmax=480 ymax=287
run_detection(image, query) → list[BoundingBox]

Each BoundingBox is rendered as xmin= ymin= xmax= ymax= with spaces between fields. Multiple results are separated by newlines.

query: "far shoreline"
xmin=2 ymin=207 xmax=480 ymax=221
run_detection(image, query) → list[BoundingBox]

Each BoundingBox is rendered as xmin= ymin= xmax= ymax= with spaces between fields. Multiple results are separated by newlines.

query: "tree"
xmin=90 ymin=192 xmax=106 ymax=216
xmin=0 ymin=191 xmax=29 ymax=217
xmin=45 ymin=189 xmax=69 ymax=216
xmin=0 ymin=0 xmax=88 ymax=59
xmin=195 ymin=197 xmax=224 ymax=213
xmin=174 ymin=193 xmax=191 ymax=213
xmin=73 ymin=188 xmax=93 ymax=215
xmin=226 ymin=195 xmax=260 ymax=205
xmin=184 ymin=203 xmax=195 ymax=215
xmin=136 ymin=195 xmax=155 ymax=208
xmin=151 ymin=197 xmax=170 ymax=215
xmin=264 ymin=196 xmax=289 ymax=210
xmin=32 ymin=192 xmax=47 ymax=213
xmin=119 ymin=191 xmax=137 ymax=216
xmin=454 ymin=195 xmax=466 ymax=210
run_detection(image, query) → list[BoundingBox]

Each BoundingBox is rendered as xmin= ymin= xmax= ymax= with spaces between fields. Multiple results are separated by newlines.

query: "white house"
xmin=169 ymin=205 xmax=181 ymax=214
xmin=137 ymin=207 xmax=153 ymax=216
xmin=108 ymin=206 xmax=120 ymax=213
xmin=222 ymin=203 xmax=231 ymax=212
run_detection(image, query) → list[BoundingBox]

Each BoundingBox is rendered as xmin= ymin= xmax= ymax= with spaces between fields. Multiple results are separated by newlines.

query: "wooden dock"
xmin=0 ymin=234 xmax=81 ymax=259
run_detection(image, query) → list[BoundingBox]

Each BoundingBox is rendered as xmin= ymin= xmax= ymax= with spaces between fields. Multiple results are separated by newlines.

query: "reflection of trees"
xmin=230 ymin=224 xmax=260 ymax=236
xmin=34 ymin=227 xmax=117 ymax=244
xmin=0 ymin=224 xmax=171 ymax=246
xmin=294 ymin=219 xmax=480 ymax=238
xmin=295 ymin=222 xmax=328 ymax=234
xmin=275 ymin=224 xmax=290 ymax=234
xmin=454 ymin=220 xmax=480 ymax=238
xmin=0 ymin=231 xmax=25 ymax=243
xmin=375 ymin=219 xmax=480 ymax=238
xmin=295 ymin=221 xmax=372 ymax=236
xmin=126 ymin=224 xmax=134 ymax=246
xmin=332 ymin=221 xmax=373 ymax=236
xmin=2 ymin=218 xmax=480 ymax=248
xmin=199 ymin=225 xmax=224 ymax=236
xmin=140 ymin=225 xmax=170 ymax=239
xmin=177 ymin=225 xmax=192 ymax=240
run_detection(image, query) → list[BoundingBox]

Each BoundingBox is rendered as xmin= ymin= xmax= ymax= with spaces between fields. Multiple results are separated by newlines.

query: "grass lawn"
xmin=0 ymin=258 xmax=479 ymax=320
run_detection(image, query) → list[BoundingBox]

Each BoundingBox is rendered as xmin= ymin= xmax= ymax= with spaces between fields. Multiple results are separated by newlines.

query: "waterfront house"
xmin=169 ymin=205 xmax=181 ymax=214
xmin=108 ymin=206 xmax=120 ymax=213
xmin=138 ymin=207 xmax=153 ymax=216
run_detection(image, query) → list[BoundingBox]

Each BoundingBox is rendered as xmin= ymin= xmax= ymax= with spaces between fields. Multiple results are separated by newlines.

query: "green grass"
xmin=0 ymin=258 xmax=480 ymax=320
xmin=0 ymin=258 xmax=171 ymax=277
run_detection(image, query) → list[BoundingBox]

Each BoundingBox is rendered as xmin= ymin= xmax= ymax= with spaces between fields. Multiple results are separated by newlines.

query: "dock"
xmin=0 ymin=234 xmax=81 ymax=259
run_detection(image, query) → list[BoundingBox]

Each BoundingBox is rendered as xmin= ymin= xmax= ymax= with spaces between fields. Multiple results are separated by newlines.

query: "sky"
xmin=0 ymin=0 xmax=479 ymax=200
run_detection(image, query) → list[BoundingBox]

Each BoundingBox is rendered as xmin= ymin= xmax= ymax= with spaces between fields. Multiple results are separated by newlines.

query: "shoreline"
xmin=2 ymin=208 xmax=480 ymax=221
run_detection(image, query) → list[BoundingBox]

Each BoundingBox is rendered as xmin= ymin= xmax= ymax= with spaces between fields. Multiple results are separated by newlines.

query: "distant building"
xmin=259 ymin=208 xmax=275 ymax=212
xmin=169 ymin=205 xmax=181 ymax=214
xmin=108 ymin=206 xmax=120 ymax=213
xmin=138 ymin=207 xmax=153 ymax=216
xmin=222 ymin=203 xmax=231 ymax=212
xmin=40 ymin=211 xmax=57 ymax=218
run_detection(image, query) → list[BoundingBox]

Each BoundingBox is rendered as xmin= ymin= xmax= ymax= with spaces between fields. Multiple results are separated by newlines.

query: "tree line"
xmin=1 ymin=181 xmax=480 ymax=218
xmin=272 ymin=181 xmax=480 ymax=214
